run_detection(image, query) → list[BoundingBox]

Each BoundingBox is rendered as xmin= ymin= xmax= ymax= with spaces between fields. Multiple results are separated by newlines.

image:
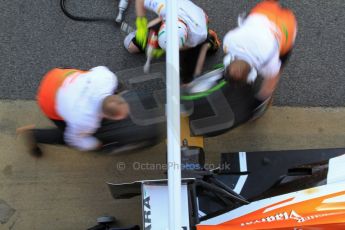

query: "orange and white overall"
xmin=250 ymin=0 xmax=297 ymax=56
xmin=36 ymin=68 xmax=85 ymax=120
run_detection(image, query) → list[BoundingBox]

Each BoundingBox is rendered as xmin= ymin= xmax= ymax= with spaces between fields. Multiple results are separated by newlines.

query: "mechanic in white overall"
xmin=223 ymin=0 xmax=297 ymax=118
xmin=17 ymin=66 xmax=130 ymax=157
xmin=124 ymin=0 xmax=220 ymax=83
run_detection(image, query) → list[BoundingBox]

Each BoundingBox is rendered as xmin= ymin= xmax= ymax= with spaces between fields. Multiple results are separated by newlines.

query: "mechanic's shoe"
xmin=23 ymin=131 xmax=43 ymax=158
xmin=207 ymin=29 xmax=221 ymax=54
xmin=17 ymin=125 xmax=43 ymax=158
xmin=29 ymin=146 xmax=43 ymax=158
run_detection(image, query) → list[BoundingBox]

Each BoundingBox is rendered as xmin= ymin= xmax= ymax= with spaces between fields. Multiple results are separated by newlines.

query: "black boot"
xmin=22 ymin=130 xmax=43 ymax=158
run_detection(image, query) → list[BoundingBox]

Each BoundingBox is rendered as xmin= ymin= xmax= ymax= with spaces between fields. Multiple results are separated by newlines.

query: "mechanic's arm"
xmin=148 ymin=17 xmax=162 ymax=28
xmin=256 ymin=52 xmax=282 ymax=100
xmin=194 ymin=43 xmax=211 ymax=77
xmin=256 ymin=74 xmax=280 ymax=101
xmin=135 ymin=0 xmax=149 ymax=48
xmin=64 ymin=124 xmax=102 ymax=151
xmin=135 ymin=0 xmax=146 ymax=17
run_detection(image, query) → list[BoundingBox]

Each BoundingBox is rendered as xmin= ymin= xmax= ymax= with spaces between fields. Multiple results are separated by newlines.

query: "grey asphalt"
xmin=0 ymin=0 xmax=344 ymax=106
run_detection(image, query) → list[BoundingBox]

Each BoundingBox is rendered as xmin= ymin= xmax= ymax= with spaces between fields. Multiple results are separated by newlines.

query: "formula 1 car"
xmin=93 ymin=146 xmax=345 ymax=229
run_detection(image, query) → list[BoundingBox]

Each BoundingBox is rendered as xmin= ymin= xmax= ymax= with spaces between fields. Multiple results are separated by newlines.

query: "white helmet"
xmin=158 ymin=20 xmax=188 ymax=50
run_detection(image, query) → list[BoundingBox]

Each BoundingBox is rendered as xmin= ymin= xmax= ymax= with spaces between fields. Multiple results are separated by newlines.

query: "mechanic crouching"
xmin=17 ymin=66 xmax=129 ymax=157
xmin=124 ymin=0 xmax=220 ymax=84
xmin=223 ymin=0 xmax=297 ymax=119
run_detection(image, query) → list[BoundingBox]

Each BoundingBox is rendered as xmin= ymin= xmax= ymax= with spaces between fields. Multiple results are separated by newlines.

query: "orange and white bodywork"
xmin=197 ymin=154 xmax=345 ymax=230
xmin=108 ymin=149 xmax=345 ymax=230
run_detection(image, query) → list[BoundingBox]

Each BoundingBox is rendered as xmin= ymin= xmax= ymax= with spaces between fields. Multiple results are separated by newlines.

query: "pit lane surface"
xmin=1 ymin=0 xmax=344 ymax=106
